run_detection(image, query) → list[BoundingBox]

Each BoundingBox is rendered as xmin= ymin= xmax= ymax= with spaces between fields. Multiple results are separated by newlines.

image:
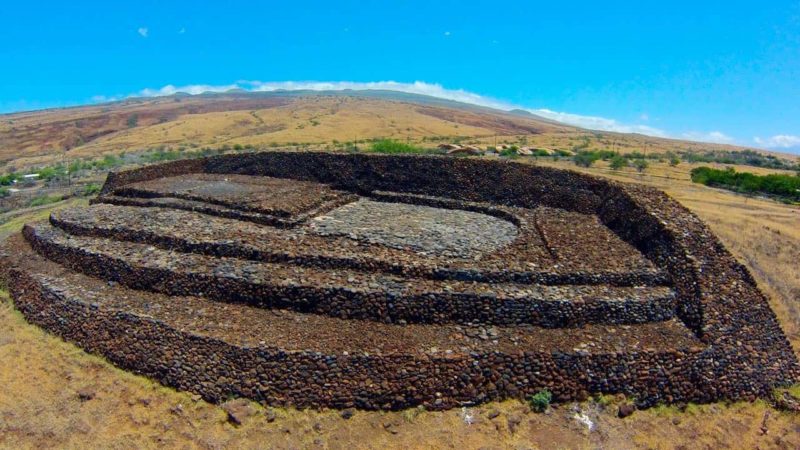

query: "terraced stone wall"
xmin=6 ymin=151 xmax=798 ymax=409
xmin=2 ymin=263 xmax=704 ymax=410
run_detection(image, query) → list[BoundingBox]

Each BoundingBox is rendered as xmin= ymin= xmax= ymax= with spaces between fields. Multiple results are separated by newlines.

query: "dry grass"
xmin=4 ymin=95 xmax=789 ymax=172
xmin=0 ymin=159 xmax=799 ymax=449
xmin=0 ymin=197 xmax=89 ymax=241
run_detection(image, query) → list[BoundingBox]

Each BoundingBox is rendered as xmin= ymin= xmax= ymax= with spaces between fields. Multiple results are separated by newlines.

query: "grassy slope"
xmin=0 ymin=161 xmax=799 ymax=448
xmin=3 ymin=94 xmax=786 ymax=172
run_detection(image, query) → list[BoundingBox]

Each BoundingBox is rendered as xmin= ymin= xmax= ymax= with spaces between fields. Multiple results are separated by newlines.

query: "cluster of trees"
xmin=573 ymin=150 xmax=651 ymax=172
xmin=570 ymin=147 xmax=799 ymax=173
xmin=0 ymin=173 xmax=19 ymax=186
xmin=682 ymin=150 xmax=798 ymax=171
xmin=369 ymin=139 xmax=428 ymax=154
xmin=690 ymin=167 xmax=800 ymax=203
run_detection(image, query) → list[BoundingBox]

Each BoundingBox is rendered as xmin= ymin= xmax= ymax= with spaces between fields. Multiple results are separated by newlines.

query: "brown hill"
xmin=0 ymin=91 xmax=786 ymax=170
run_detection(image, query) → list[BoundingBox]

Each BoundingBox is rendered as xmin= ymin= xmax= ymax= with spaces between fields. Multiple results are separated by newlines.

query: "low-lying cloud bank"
xmin=754 ymin=135 xmax=800 ymax=149
xmin=681 ymin=131 xmax=735 ymax=144
xmin=126 ymin=80 xmax=798 ymax=152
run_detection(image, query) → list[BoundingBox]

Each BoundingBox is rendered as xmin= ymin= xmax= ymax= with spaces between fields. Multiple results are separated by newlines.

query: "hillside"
xmin=0 ymin=91 xmax=787 ymax=171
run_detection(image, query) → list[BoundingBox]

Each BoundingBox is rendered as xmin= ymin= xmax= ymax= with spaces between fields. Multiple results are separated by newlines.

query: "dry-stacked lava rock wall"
xmin=1 ymin=151 xmax=797 ymax=410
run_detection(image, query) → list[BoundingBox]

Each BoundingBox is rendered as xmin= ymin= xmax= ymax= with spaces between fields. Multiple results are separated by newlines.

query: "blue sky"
xmin=2 ymin=1 xmax=799 ymax=152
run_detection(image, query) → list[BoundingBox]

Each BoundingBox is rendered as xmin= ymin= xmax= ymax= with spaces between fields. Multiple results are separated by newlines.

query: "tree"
xmin=609 ymin=155 xmax=628 ymax=170
xmin=669 ymin=156 xmax=681 ymax=167
xmin=127 ymin=114 xmax=139 ymax=128
xmin=573 ymin=152 xmax=598 ymax=168
xmin=633 ymin=158 xmax=649 ymax=173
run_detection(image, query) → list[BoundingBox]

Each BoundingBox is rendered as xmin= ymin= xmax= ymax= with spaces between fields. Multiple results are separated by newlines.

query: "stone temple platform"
xmin=1 ymin=152 xmax=797 ymax=410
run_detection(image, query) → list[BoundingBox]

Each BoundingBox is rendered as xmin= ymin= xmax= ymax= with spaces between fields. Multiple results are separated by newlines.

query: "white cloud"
xmin=444 ymin=31 xmax=451 ymax=36
xmin=139 ymin=83 xmax=240 ymax=97
xmin=754 ymin=135 xmax=800 ymax=149
xmin=137 ymin=27 xmax=148 ymax=38
xmin=90 ymin=94 xmax=122 ymax=104
xmin=532 ymin=108 xmax=667 ymax=136
xmin=681 ymin=131 xmax=735 ymax=144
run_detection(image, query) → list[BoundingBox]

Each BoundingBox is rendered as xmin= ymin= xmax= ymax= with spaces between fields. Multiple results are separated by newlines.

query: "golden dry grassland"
xmin=2 ymin=96 xmax=779 ymax=171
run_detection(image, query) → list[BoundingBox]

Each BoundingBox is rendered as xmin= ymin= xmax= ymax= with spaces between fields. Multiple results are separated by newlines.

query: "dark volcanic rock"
xmin=222 ymin=399 xmax=256 ymax=426
xmin=77 ymin=387 xmax=96 ymax=402
xmin=0 ymin=151 xmax=795 ymax=413
xmin=617 ymin=403 xmax=636 ymax=418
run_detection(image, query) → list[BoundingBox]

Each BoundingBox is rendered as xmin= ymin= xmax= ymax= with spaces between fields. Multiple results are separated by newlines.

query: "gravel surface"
xmin=308 ymin=199 xmax=518 ymax=258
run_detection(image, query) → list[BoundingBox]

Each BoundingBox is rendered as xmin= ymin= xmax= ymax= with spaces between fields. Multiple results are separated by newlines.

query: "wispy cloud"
xmin=137 ymin=27 xmax=148 ymax=38
xmin=681 ymin=131 xmax=735 ymax=144
xmin=754 ymin=135 xmax=800 ymax=149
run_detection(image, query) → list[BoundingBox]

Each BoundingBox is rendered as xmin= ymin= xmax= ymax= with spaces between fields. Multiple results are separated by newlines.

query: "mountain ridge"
xmin=0 ymin=90 xmax=794 ymax=170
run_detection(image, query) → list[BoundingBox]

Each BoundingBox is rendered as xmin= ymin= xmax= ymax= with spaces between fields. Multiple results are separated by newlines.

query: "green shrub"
xmin=82 ymin=183 xmax=102 ymax=196
xmin=628 ymin=151 xmax=647 ymax=159
xmin=528 ymin=389 xmax=552 ymax=413
xmin=594 ymin=149 xmax=617 ymax=160
xmin=29 ymin=194 xmax=63 ymax=207
xmin=683 ymin=149 xmax=797 ymax=170
xmin=93 ymin=154 xmax=123 ymax=170
xmin=690 ymin=166 xmax=800 ymax=202
xmin=633 ymin=158 xmax=649 ymax=172
xmin=609 ymin=155 xmax=628 ymax=170
xmin=0 ymin=173 xmax=18 ymax=186
xmin=37 ymin=167 xmax=57 ymax=181
xmin=499 ymin=148 xmax=518 ymax=158
xmin=573 ymin=152 xmax=599 ymax=168
xmin=369 ymin=139 xmax=425 ymax=154
xmin=0 ymin=187 xmax=10 ymax=198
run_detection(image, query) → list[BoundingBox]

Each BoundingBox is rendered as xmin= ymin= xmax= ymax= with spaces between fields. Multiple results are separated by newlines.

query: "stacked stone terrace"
xmin=1 ymin=152 xmax=797 ymax=410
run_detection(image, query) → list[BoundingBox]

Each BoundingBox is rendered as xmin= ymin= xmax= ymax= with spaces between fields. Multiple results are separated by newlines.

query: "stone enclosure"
xmin=1 ymin=152 xmax=797 ymax=410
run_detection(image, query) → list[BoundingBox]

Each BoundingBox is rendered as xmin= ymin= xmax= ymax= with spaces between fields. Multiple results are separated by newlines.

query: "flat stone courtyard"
xmin=1 ymin=152 xmax=796 ymax=411
xmin=309 ymin=199 xmax=519 ymax=258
